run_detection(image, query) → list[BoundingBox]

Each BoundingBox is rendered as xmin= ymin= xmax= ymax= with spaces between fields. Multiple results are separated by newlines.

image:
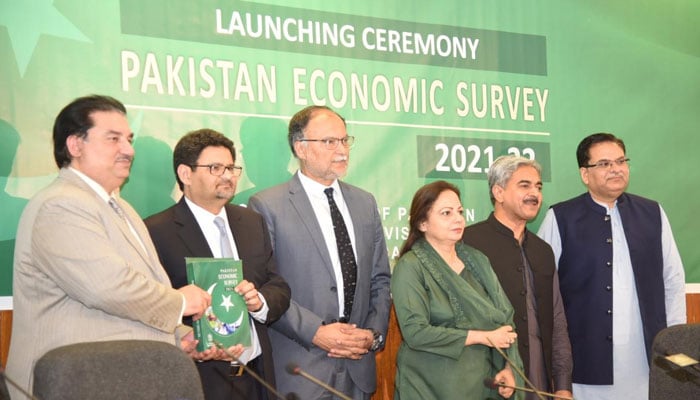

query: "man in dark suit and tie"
xmin=146 ymin=129 xmax=291 ymax=400
xmin=249 ymin=106 xmax=392 ymax=399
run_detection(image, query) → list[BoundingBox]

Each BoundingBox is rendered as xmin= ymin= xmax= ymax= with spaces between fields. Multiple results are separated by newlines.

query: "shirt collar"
xmin=183 ymin=196 xmax=228 ymax=222
xmin=297 ymin=170 xmax=341 ymax=198
xmin=590 ymin=195 xmax=618 ymax=212
xmin=69 ymin=167 xmax=113 ymax=202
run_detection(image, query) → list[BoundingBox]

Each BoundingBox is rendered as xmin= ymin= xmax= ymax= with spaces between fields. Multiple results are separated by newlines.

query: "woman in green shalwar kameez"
xmin=392 ymin=181 xmax=524 ymax=400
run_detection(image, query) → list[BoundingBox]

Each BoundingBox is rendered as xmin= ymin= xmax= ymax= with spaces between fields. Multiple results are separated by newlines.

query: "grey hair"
xmin=487 ymin=155 xmax=542 ymax=204
xmin=287 ymin=105 xmax=345 ymax=158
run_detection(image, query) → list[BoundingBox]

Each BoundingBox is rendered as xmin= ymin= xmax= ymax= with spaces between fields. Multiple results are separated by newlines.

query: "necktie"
xmin=214 ymin=217 xmax=234 ymax=258
xmin=108 ymin=197 xmax=126 ymax=220
xmin=324 ymin=187 xmax=357 ymax=320
xmin=214 ymin=216 xmax=259 ymax=365
xmin=109 ymin=197 xmax=147 ymax=253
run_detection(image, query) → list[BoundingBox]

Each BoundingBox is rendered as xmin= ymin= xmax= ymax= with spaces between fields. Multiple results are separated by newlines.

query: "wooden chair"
xmin=372 ymin=305 xmax=402 ymax=400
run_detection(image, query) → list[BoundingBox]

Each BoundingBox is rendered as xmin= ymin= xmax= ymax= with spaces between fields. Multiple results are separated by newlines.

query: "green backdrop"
xmin=1 ymin=0 xmax=699 ymax=307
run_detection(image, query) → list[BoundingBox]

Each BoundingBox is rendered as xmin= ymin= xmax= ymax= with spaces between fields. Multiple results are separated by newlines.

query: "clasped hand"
xmin=465 ymin=325 xmax=517 ymax=348
xmin=487 ymin=325 xmax=517 ymax=348
xmin=312 ymin=323 xmax=373 ymax=360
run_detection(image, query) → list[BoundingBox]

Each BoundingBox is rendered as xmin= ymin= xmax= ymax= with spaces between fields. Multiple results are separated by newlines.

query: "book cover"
xmin=185 ymin=257 xmax=251 ymax=352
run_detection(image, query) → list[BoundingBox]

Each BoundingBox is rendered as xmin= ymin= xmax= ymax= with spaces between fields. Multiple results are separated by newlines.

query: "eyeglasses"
xmin=297 ymin=136 xmax=355 ymax=150
xmin=583 ymin=158 xmax=630 ymax=169
xmin=190 ymin=164 xmax=243 ymax=177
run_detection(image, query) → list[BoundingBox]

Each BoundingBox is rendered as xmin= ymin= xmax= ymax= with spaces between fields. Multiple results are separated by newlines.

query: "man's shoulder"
xmin=550 ymin=192 xmax=588 ymax=210
xmin=338 ymin=180 xmax=376 ymax=203
xmin=19 ymin=177 xmax=65 ymax=221
xmin=462 ymin=219 xmax=491 ymax=245
xmin=143 ymin=204 xmax=178 ymax=228
xmin=463 ymin=219 xmax=490 ymax=233
xmin=249 ymin=180 xmax=292 ymax=203
xmin=621 ymin=192 xmax=659 ymax=206
xmin=225 ymin=202 xmax=263 ymax=221
xmin=31 ymin=174 xmax=101 ymax=213
xmin=463 ymin=217 xmax=503 ymax=243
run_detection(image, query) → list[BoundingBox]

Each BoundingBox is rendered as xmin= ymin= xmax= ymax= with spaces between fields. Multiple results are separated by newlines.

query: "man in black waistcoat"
xmin=463 ymin=155 xmax=573 ymax=400
xmin=538 ymin=133 xmax=686 ymax=400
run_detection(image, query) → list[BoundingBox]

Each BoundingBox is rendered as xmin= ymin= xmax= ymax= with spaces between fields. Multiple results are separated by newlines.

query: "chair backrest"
xmin=649 ymin=323 xmax=700 ymax=399
xmin=33 ymin=340 xmax=204 ymax=400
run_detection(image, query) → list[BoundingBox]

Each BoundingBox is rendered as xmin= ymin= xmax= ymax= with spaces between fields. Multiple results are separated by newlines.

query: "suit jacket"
xmin=6 ymin=168 xmax=184 ymax=397
xmin=249 ymin=173 xmax=392 ymax=397
xmin=144 ymin=197 xmax=291 ymax=396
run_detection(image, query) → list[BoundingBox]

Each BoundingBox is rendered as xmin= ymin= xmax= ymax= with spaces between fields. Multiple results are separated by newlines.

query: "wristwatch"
xmin=369 ymin=329 xmax=384 ymax=352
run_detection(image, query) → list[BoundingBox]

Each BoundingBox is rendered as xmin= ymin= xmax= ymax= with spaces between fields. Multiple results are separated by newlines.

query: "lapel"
xmin=288 ymin=173 xmax=335 ymax=275
xmin=114 ymin=195 xmax=171 ymax=281
xmin=59 ymin=169 xmax=156 ymax=271
xmin=172 ymin=198 xmax=215 ymax=258
xmin=226 ymin=204 xmax=246 ymax=258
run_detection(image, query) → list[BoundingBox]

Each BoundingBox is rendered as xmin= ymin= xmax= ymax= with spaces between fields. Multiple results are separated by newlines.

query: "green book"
xmin=185 ymin=257 xmax=252 ymax=352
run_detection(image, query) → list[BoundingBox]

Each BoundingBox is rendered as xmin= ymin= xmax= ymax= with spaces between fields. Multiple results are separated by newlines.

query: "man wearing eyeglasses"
xmin=538 ymin=132 xmax=686 ymax=400
xmin=248 ymin=106 xmax=391 ymax=400
xmin=145 ymin=129 xmax=291 ymax=400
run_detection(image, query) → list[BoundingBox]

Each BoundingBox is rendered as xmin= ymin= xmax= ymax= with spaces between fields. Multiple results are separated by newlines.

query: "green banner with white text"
xmin=1 ymin=0 xmax=699 ymax=307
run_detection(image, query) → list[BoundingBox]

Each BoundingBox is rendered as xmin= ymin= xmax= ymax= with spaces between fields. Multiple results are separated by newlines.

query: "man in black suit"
xmin=145 ymin=128 xmax=291 ymax=400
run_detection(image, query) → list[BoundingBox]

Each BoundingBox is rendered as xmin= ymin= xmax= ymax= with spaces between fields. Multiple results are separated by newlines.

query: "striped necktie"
xmin=108 ymin=197 xmax=126 ymax=220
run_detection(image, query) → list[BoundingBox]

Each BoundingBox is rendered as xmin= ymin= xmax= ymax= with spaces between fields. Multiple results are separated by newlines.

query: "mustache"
xmin=117 ymin=155 xmax=133 ymax=162
xmin=523 ymin=196 xmax=540 ymax=205
xmin=333 ymin=156 xmax=348 ymax=162
xmin=217 ymin=177 xmax=235 ymax=186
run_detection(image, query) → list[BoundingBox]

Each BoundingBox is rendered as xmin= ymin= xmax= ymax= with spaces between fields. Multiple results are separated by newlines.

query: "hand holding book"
xmin=177 ymin=283 xmax=212 ymax=321
xmin=235 ymin=279 xmax=264 ymax=313
xmin=186 ymin=257 xmax=253 ymax=352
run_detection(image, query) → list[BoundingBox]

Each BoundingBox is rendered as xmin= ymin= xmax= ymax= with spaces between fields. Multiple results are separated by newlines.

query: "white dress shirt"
xmin=538 ymin=200 xmax=686 ymax=400
xmin=184 ymin=196 xmax=268 ymax=364
xmin=297 ymin=171 xmax=357 ymax=318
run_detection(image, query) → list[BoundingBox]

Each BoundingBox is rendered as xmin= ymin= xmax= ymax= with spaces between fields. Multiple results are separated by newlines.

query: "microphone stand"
xmin=285 ymin=363 xmax=353 ymax=400
xmin=487 ymin=337 xmax=550 ymax=400
xmin=484 ymin=378 xmax=574 ymax=400
xmin=213 ymin=341 xmax=295 ymax=400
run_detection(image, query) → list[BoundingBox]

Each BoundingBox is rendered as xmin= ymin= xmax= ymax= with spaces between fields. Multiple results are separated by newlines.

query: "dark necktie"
xmin=324 ymin=187 xmax=357 ymax=320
